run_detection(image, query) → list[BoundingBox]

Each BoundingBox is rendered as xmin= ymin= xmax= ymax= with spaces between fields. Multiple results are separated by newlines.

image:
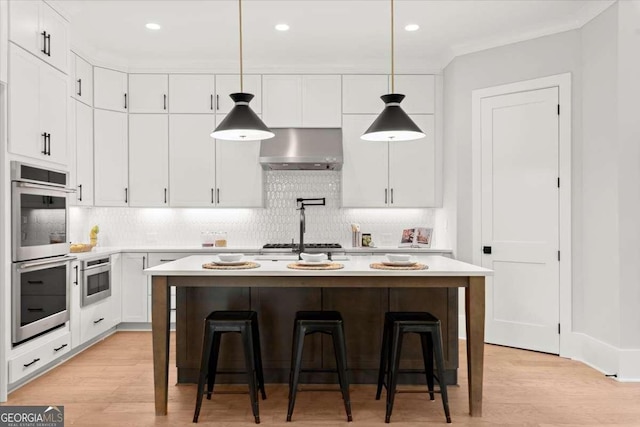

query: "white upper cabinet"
xmin=128 ymin=115 xmax=169 ymax=207
xmin=94 ymin=67 xmax=127 ymax=112
xmin=169 ymin=115 xmax=216 ymax=207
xmin=129 ymin=74 xmax=169 ymax=113
xmin=215 ymin=139 xmax=263 ymax=208
xmin=391 ymin=75 xmax=435 ymax=114
xmin=8 ymin=44 xmax=67 ymax=165
xmin=75 ymin=101 xmax=94 ymax=206
xmin=215 ymin=74 xmax=261 ymax=114
xmin=263 ymin=75 xmax=302 ymax=127
xmin=72 ymin=53 xmax=93 ymax=106
xmin=388 ymin=115 xmax=435 ymax=207
xmin=9 ymin=1 xmax=69 ymax=73
xmin=342 ymin=75 xmax=388 ymax=114
xmin=94 ymin=109 xmax=128 ymax=206
xmin=169 ymin=74 xmax=215 ymax=114
xmin=341 ymin=115 xmax=389 ymax=208
xmin=302 ymin=75 xmax=341 ymax=127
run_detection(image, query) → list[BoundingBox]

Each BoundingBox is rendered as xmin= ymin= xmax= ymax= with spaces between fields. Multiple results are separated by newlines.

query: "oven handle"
xmin=19 ymin=256 xmax=77 ymax=270
xmin=16 ymin=182 xmax=76 ymax=193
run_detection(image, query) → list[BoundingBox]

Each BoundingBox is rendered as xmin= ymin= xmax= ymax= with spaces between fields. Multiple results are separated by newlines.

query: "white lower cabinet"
xmin=147 ymin=253 xmax=183 ymax=323
xmin=79 ymin=298 xmax=114 ymax=344
xmin=121 ymin=253 xmax=149 ymax=323
xmin=9 ymin=332 xmax=71 ymax=383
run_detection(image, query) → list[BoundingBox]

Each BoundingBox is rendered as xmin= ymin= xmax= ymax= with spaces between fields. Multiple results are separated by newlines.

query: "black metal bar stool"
xmin=375 ymin=312 xmax=451 ymax=424
xmin=287 ymin=311 xmax=353 ymax=422
xmin=193 ymin=311 xmax=266 ymax=424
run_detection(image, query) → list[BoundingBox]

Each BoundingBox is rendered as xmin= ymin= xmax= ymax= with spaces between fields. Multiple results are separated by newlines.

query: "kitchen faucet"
xmin=296 ymin=197 xmax=325 ymax=258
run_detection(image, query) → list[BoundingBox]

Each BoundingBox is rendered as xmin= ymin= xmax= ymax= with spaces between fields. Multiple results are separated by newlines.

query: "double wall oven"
xmin=11 ymin=162 xmax=76 ymax=345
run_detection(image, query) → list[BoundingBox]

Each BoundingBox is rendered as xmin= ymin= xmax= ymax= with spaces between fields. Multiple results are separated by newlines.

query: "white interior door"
xmin=481 ymin=87 xmax=560 ymax=354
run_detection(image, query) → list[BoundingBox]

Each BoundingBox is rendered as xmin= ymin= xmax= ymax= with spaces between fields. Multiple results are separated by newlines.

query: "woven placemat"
xmin=369 ymin=262 xmax=428 ymax=271
xmin=287 ymin=262 xmax=344 ymax=270
xmin=202 ymin=261 xmax=260 ymax=270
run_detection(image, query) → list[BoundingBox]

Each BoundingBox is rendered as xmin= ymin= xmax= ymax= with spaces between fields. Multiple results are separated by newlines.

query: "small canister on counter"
xmin=214 ymin=231 xmax=227 ymax=247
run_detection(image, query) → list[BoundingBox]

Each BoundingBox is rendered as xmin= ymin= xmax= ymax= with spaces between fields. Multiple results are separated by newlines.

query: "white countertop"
xmin=143 ymin=255 xmax=491 ymax=277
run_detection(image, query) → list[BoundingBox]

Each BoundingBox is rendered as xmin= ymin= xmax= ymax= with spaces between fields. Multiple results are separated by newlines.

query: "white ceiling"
xmin=53 ymin=0 xmax=613 ymax=72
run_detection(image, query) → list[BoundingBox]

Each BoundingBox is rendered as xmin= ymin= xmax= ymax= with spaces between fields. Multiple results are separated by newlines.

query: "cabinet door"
xmin=388 ymin=115 xmax=435 ymax=207
xmin=129 ymin=115 xmax=169 ymax=207
xmin=109 ymin=253 xmax=122 ymax=324
xmin=169 ymin=74 xmax=214 ymax=113
xmin=341 ymin=115 xmax=389 ymax=208
xmin=70 ymin=260 xmax=81 ymax=348
xmin=129 ymin=74 xmax=168 ymax=113
xmin=262 ymin=75 xmax=302 ymax=127
xmin=215 ymin=119 xmax=263 ymax=208
xmin=75 ymin=101 xmax=94 ymax=206
xmin=342 ymin=75 xmax=388 ymax=114
xmin=73 ymin=54 xmax=93 ymax=105
xmin=94 ymin=67 xmax=127 ymax=112
xmin=302 ymin=75 xmax=341 ymax=127
xmin=8 ymin=0 xmax=39 ymax=54
xmin=40 ymin=2 xmax=68 ymax=73
xmin=121 ymin=253 xmax=148 ymax=323
xmin=39 ymin=62 xmax=68 ymax=165
xmin=169 ymin=115 xmax=216 ymax=207
xmin=8 ymin=45 xmax=41 ymax=159
xmin=94 ymin=109 xmax=128 ymax=206
xmin=215 ymin=74 xmax=261 ymax=114
xmin=391 ymin=75 xmax=435 ymax=114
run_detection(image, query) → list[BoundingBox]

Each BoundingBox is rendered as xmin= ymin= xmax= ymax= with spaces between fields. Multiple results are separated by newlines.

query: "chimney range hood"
xmin=259 ymin=128 xmax=343 ymax=171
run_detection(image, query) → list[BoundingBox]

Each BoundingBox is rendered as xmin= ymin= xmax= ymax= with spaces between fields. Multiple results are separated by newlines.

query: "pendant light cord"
xmin=391 ymin=0 xmax=395 ymax=93
xmin=239 ymin=0 xmax=244 ymax=92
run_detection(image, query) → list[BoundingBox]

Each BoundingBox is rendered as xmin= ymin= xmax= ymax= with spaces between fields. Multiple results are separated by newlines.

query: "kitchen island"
xmin=145 ymin=254 xmax=491 ymax=417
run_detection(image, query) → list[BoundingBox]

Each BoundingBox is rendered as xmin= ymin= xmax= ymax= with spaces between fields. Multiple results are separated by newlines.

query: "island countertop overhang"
xmin=143 ymin=255 xmax=492 ymax=278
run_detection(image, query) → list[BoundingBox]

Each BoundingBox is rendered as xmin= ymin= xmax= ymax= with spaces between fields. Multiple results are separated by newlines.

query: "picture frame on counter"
xmin=399 ymin=227 xmax=433 ymax=248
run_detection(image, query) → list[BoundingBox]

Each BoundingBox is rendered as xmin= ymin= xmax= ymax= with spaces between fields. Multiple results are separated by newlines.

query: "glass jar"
xmin=201 ymin=231 xmax=215 ymax=247
xmin=214 ymin=231 xmax=228 ymax=247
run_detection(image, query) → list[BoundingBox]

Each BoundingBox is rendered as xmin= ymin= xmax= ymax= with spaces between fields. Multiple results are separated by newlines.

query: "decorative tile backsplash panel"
xmin=70 ymin=171 xmax=441 ymax=248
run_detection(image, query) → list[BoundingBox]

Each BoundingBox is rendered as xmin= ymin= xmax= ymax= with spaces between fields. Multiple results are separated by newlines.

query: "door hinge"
xmin=558 ymin=323 xmax=561 ymax=334
xmin=557 ymin=104 xmax=560 ymax=115
xmin=557 ymin=250 xmax=560 ymax=261
xmin=557 ymin=177 xmax=560 ymax=188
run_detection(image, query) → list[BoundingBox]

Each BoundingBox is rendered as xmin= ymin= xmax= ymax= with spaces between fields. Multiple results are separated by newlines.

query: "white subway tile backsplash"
xmin=70 ymin=171 xmax=440 ymax=248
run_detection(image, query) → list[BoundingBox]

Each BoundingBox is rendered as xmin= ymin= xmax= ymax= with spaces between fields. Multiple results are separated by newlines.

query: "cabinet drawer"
xmin=80 ymin=299 xmax=114 ymax=343
xmin=147 ymin=253 xmax=189 ymax=267
xmin=9 ymin=332 xmax=71 ymax=383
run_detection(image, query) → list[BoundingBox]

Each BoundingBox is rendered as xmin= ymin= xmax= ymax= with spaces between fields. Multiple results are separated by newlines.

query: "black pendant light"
xmin=211 ymin=0 xmax=274 ymax=141
xmin=361 ymin=0 xmax=425 ymax=142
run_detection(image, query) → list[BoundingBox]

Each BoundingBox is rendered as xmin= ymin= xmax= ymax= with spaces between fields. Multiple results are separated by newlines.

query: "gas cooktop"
xmin=262 ymin=243 xmax=342 ymax=250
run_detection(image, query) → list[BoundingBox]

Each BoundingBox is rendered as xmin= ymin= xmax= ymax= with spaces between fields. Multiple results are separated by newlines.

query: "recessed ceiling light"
xmin=275 ymin=23 xmax=290 ymax=32
xmin=405 ymin=24 xmax=420 ymax=32
xmin=146 ymin=23 xmax=161 ymax=30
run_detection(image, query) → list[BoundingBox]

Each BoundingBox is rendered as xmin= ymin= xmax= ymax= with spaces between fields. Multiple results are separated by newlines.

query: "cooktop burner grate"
xmin=262 ymin=243 xmax=342 ymax=249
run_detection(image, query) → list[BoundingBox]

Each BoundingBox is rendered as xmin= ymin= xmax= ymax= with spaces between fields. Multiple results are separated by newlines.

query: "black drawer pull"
xmin=159 ymin=259 xmax=175 ymax=262
xmin=27 ymin=280 xmax=44 ymax=284
xmin=53 ymin=344 xmax=68 ymax=352
xmin=24 ymin=358 xmax=40 ymax=367
xmin=124 ymin=93 xmax=128 ymax=109
xmin=94 ymin=317 xmax=105 ymax=324
xmin=27 ymin=308 xmax=44 ymax=312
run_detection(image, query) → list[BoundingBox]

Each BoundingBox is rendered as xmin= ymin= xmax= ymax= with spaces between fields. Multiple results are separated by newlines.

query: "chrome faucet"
xmin=296 ymin=197 xmax=325 ymax=258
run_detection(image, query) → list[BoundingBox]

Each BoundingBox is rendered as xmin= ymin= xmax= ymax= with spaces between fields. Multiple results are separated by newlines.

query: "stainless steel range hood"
xmin=259 ymin=128 xmax=343 ymax=170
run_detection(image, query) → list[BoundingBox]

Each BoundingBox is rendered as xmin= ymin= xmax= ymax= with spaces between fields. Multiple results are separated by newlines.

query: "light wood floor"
xmin=3 ymin=332 xmax=640 ymax=426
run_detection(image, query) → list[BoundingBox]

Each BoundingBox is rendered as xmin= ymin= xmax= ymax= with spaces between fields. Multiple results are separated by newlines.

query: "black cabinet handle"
xmin=124 ymin=188 xmax=128 ymax=203
xmin=45 ymin=133 xmax=51 ymax=156
xmin=483 ymin=246 xmax=492 ymax=254
xmin=211 ymin=188 xmax=214 ymax=204
xmin=216 ymin=188 xmax=220 ymax=204
xmin=164 ymin=188 xmax=167 ymax=203
xmin=78 ymin=184 xmax=83 ymax=202
xmin=41 ymin=133 xmax=48 ymax=155
xmin=46 ymin=33 xmax=51 ymax=56
xmin=40 ymin=31 xmax=50 ymax=56
xmin=391 ymin=188 xmax=394 ymax=204
xmin=124 ymin=93 xmax=127 ymax=109
xmin=216 ymin=94 xmax=219 ymax=111
xmin=210 ymin=94 xmax=214 ymax=110
xmin=53 ymin=344 xmax=68 ymax=352
xmin=142 ymin=256 xmax=146 ymax=269
xmin=27 ymin=280 xmax=44 ymax=284
xmin=74 ymin=265 xmax=79 ymax=285
xmin=93 ymin=318 xmax=104 ymax=324
xmin=163 ymin=94 xmax=167 ymax=110
xmin=77 ymin=79 xmax=82 ymax=96
xmin=27 ymin=308 xmax=44 ymax=312
xmin=24 ymin=358 xmax=40 ymax=368
xmin=384 ymin=188 xmax=388 ymax=204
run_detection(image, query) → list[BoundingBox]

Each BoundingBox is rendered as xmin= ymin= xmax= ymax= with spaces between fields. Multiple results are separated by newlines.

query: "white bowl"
xmin=300 ymin=252 xmax=327 ymax=262
xmin=385 ymin=253 xmax=411 ymax=262
xmin=217 ymin=253 xmax=243 ymax=262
